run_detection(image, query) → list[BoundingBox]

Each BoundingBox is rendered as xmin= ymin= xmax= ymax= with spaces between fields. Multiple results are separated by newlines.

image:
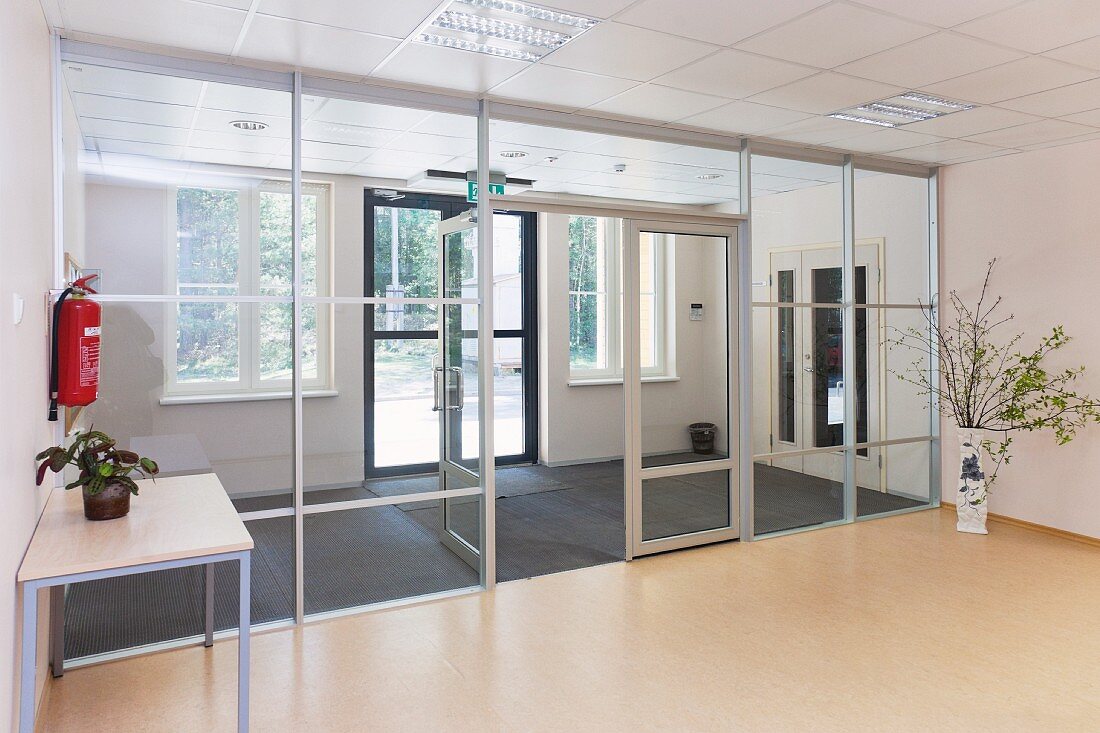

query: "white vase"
xmin=956 ymin=428 xmax=994 ymax=534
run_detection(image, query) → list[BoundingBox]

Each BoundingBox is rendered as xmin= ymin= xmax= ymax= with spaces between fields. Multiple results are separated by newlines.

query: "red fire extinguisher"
xmin=48 ymin=274 xmax=101 ymax=421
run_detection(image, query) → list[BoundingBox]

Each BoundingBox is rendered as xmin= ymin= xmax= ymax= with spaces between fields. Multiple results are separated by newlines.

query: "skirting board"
xmin=939 ymin=502 xmax=1100 ymax=549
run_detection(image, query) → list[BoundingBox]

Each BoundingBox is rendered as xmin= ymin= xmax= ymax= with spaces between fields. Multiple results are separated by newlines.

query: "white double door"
xmin=768 ymin=244 xmax=882 ymax=490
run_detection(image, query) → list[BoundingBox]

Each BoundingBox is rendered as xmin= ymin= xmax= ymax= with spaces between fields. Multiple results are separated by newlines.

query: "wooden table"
xmin=17 ymin=473 xmax=253 ymax=732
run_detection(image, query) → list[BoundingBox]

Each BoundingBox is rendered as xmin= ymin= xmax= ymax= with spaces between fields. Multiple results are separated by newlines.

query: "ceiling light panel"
xmin=420 ymin=0 xmax=598 ymax=62
xmin=832 ymin=91 xmax=976 ymax=129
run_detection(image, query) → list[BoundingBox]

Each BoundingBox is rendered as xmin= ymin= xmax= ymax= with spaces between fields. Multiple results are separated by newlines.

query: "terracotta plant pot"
xmin=83 ymin=479 xmax=131 ymax=521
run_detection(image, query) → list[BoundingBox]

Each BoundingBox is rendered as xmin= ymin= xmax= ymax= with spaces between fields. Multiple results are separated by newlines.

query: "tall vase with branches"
xmin=890 ymin=260 xmax=1100 ymax=534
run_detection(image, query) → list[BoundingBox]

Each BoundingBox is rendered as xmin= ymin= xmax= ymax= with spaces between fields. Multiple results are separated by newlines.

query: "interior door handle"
xmin=432 ymin=366 xmax=444 ymax=412
xmin=803 ymin=366 xmax=815 ymax=372
xmin=447 ymin=367 xmax=464 ymax=411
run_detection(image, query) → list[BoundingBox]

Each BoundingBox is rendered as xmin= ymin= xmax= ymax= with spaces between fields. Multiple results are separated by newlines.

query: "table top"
xmin=18 ymin=473 xmax=253 ymax=583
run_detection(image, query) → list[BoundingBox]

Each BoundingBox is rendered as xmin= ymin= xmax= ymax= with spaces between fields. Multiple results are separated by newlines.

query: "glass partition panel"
xmin=855 ymin=169 xmax=931 ymax=305
xmin=753 ymin=452 xmax=845 ymax=535
xmin=303 ymin=498 xmax=481 ymax=615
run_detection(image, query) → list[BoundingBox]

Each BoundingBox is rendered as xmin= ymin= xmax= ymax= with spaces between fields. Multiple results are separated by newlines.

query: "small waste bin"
xmin=688 ymin=422 xmax=717 ymax=455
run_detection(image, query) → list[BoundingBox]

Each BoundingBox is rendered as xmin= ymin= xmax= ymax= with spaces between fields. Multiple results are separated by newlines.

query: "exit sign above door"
xmin=467 ymin=181 xmax=504 ymax=203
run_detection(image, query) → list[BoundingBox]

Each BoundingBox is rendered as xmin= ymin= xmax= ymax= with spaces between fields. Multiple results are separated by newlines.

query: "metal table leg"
xmin=237 ymin=551 xmax=251 ymax=733
xmin=19 ymin=581 xmax=40 ymax=733
xmin=50 ymin=584 xmax=65 ymax=677
xmin=204 ymin=563 xmax=215 ymax=648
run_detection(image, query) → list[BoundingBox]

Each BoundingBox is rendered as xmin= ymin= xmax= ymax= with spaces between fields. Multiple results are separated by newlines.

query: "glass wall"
xmin=749 ymin=154 xmax=935 ymax=537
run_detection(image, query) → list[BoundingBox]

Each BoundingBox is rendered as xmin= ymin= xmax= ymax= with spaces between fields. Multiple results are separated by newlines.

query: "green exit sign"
xmin=467 ymin=180 xmax=505 ymax=203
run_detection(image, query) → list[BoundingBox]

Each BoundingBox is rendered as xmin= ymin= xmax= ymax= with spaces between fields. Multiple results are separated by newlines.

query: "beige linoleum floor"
xmin=38 ymin=509 xmax=1100 ymax=732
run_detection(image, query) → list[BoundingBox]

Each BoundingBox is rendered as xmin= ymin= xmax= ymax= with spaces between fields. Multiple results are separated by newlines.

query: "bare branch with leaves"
xmin=888 ymin=259 xmax=1100 ymax=485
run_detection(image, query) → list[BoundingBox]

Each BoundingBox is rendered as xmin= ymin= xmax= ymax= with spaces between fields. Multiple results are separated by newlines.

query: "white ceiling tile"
xmin=589 ymin=84 xmax=728 ymax=122
xmin=573 ymin=172 xmax=685 ymax=193
xmin=344 ymin=161 xmax=422 ymax=179
xmin=751 ymin=156 xmax=841 ymax=180
xmin=300 ymin=140 xmax=374 ymax=162
xmin=237 ymin=15 xmax=399 ymax=77
xmin=92 ymin=138 xmax=184 ymax=159
xmin=616 ymin=0 xmax=826 ymax=46
xmin=649 ymin=146 xmax=742 ymax=170
xmin=902 ymin=106 xmax=1042 ymax=138
xmin=364 ymin=148 xmax=456 ymax=169
xmin=578 ymin=135 xmax=683 ymax=162
xmin=546 ymin=150 xmax=630 ymax=173
xmin=80 ymin=118 xmax=191 ymax=146
xmin=64 ymin=63 xmax=203 ymax=106
xmin=758 ymin=115 xmax=868 ymax=145
xmin=386 ymin=131 xmax=477 ymax=157
xmin=851 ymin=0 xmax=1024 ymax=28
xmin=736 ymin=4 xmax=933 ymax=69
xmin=533 ymin=0 xmax=637 ymax=18
xmin=408 ymin=112 xmax=478 ymax=138
xmin=194 ymin=107 xmax=291 ymax=137
xmin=71 ymin=93 xmax=195 ymax=128
xmin=676 ymin=100 xmax=811 ymax=134
xmin=963 ymin=118 xmax=1097 ymax=147
xmin=654 ymin=49 xmax=817 ymax=100
xmin=310 ymin=98 xmax=432 ymax=132
xmin=956 ymin=0 xmax=1100 ymax=54
xmin=510 ymin=164 xmax=588 ymax=183
xmin=490 ymin=65 xmax=636 ymax=110
xmin=1044 ymin=36 xmax=1100 ymax=71
xmin=1061 ymin=108 xmax=1100 ymax=126
xmin=490 ymin=122 xmax=608 ymax=151
xmin=891 ymin=138 xmax=1008 ymax=164
xmin=923 ymin=57 xmax=1096 ymax=104
xmin=61 ymin=0 xmax=247 ymax=55
xmin=837 ymin=32 xmax=1023 ymax=88
xmin=186 ymin=148 xmax=275 ymax=168
xmin=997 ymin=78 xmax=1100 ymax=117
xmin=748 ymin=73 xmax=903 ymax=114
xmin=201 ymin=83 xmax=293 ymax=117
xmin=1018 ymin=130 xmax=1100 ymax=151
xmin=300 ymin=158 xmax=356 ymax=175
xmin=541 ymin=22 xmax=717 ymax=82
xmin=187 ymin=129 xmax=286 ymax=154
xmin=254 ymin=0 xmax=441 ymax=39
xmin=302 ymin=119 xmax=403 ymax=148
xmin=371 ymin=43 xmax=530 ymax=94
xmin=827 ymin=128 xmax=946 ymax=154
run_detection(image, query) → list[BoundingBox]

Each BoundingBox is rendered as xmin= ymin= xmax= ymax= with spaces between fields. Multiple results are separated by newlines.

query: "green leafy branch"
xmin=36 ymin=428 xmax=159 ymax=495
xmin=888 ymin=259 xmax=1100 ymax=485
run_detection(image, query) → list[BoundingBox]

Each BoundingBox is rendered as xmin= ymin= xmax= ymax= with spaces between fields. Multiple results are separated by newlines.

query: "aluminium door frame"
xmin=624 ymin=218 xmax=742 ymax=559
xmin=362 ymin=190 xmax=538 ymax=478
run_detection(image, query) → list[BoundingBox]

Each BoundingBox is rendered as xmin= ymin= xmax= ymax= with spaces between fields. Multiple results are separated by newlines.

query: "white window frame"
xmin=568 ymin=217 xmax=673 ymax=383
xmin=164 ymin=180 xmax=332 ymax=399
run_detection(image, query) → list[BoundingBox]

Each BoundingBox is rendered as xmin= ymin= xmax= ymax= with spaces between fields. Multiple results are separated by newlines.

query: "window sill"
xmin=567 ymin=376 xmax=680 ymax=387
xmin=160 ymin=389 xmax=338 ymax=406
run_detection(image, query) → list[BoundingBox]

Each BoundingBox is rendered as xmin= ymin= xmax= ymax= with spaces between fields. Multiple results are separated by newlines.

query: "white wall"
xmin=941 ymin=139 xmax=1100 ymax=538
xmin=0 ymin=0 xmax=57 ymax=725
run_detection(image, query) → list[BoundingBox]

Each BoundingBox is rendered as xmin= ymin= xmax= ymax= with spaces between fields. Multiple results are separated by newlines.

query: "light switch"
xmin=12 ymin=293 xmax=24 ymax=325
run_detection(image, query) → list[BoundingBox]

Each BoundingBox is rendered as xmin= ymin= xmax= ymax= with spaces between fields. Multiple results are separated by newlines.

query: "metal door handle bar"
xmin=448 ymin=367 xmax=464 ymax=410
xmin=432 ymin=366 xmax=444 ymax=411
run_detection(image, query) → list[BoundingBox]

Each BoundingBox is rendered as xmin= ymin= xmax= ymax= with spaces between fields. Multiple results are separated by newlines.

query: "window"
xmin=568 ymin=216 xmax=671 ymax=381
xmin=167 ymin=181 xmax=331 ymax=398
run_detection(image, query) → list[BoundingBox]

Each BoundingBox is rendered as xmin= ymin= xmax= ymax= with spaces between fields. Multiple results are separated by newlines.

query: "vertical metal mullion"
xmin=291 ymin=71 xmax=305 ymax=624
xmin=623 ymin=219 xmax=641 ymax=559
xmin=476 ymin=99 xmax=496 ymax=590
xmin=738 ymin=138 xmax=754 ymax=542
xmin=841 ymin=156 xmax=857 ymax=523
xmin=928 ymin=168 xmax=942 ymax=507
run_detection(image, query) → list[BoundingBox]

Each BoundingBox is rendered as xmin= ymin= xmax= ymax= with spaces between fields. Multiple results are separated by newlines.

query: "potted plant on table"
xmin=36 ymin=429 xmax=159 ymax=521
xmin=890 ymin=260 xmax=1100 ymax=534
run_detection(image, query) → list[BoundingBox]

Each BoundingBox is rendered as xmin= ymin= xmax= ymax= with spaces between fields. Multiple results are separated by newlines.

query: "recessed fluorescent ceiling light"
xmin=828 ymin=113 xmax=897 ymax=128
xmin=857 ymin=102 xmax=941 ymax=121
xmin=419 ymin=0 xmax=598 ymax=62
xmin=899 ymin=92 xmax=974 ymax=111
xmin=230 ymin=120 xmax=268 ymax=131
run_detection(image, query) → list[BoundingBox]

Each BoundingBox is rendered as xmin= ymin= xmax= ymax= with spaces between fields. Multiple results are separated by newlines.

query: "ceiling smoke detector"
xmin=419 ymin=0 xmax=598 ymax=62
xmin=230 ymin=120 xmax=268 ymax=132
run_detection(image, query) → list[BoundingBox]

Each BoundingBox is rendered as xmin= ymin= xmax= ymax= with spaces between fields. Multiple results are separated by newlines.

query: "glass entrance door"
xmin=624 ymin=219 xmax=741 ymax=558
xmin=438 ymin=212 xmax=481 ymax=568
